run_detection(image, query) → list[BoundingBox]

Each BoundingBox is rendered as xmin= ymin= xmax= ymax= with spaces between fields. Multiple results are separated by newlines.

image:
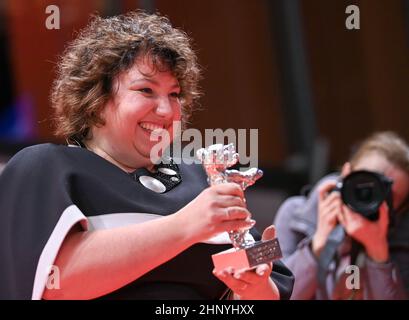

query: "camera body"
xmin=333 ymin=170 xmax=393 ymax=221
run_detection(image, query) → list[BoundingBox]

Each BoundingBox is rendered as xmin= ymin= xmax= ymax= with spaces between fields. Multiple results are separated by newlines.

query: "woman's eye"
xmin=170 ymin=92 xmax=180 ymax=98
xmin=139 ymin=88 xmax=153 ymax=94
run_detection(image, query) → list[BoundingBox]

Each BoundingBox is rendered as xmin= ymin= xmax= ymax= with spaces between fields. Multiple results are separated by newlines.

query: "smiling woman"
xmin=0 ymin=10 xmax=294 ymax=300
xmin=84 ymin=55 xmax=182 ymax=172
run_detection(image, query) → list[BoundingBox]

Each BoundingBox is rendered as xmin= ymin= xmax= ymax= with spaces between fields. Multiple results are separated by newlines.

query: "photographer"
xmin=274 ymin=132 xmax=409 ymax=299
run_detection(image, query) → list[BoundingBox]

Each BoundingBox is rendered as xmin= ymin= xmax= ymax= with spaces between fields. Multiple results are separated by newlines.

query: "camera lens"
xmin=354 ymin=183 xmax=374 ymax=202
xmin=340 ymin=170 xmax=390 ymax=220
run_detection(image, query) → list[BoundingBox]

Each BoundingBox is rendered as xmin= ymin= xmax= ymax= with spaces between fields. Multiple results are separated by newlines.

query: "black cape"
xmin=0 ymin=143 xmax=294 ymax=299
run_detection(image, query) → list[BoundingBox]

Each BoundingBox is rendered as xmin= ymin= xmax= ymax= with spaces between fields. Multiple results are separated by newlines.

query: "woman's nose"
xmin=155 ymin=98 xmax=173 ymax=118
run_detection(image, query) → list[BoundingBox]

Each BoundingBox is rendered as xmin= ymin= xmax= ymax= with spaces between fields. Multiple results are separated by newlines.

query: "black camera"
xmin=333 ymin=170 xmax=393 ymax=221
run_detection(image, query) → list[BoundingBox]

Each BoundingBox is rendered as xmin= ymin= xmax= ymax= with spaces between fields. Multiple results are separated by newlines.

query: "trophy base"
xmin=212 ymin=238 xmax=282 ymax=270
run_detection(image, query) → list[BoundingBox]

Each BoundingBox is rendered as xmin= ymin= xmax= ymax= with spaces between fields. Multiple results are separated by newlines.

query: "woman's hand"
xmin=212 ymin=225 xmax=280 ymax=300
xmin=312 ymin=180 xmax=343 ymax=257
xmin=337 ymin=202 xmax=389 ymax=263
xmin=175 ymin=183 xmax=255 ymax=246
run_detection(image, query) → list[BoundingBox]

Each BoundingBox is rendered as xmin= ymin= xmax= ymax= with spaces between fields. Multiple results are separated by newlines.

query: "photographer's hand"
xmin=337 ymin=202 xmax=389 ymax=263
xmin=312 ymin=180 xmax=343 ymax=257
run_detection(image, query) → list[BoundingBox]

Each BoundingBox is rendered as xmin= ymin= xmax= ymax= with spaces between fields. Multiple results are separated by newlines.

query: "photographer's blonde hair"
xmin=350 ymin=131 xmax=409 ymax=176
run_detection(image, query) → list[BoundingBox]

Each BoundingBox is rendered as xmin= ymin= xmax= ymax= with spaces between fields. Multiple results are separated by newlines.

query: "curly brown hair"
xmin=51 ymin=10 xmax=201 ymax=141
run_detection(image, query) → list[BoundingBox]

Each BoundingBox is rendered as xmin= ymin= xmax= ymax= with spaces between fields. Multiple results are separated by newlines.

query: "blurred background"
xmin=0 ymin=0 xmax=408 ymax=230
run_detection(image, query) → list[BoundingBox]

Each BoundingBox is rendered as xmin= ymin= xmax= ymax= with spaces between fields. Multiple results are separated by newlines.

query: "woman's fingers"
xmin=320 ymin=195 xmax=342 ymax=227
xmin=262 ymin=225 xmax=276 ymax=241
xmin=222 ymin=218 xmax=256 ymax=232
xmin=338 ymin=205 xmax=366 ymax=233
xmin=318 ymin=180 xmax=338 ymax=202
xmin=220 ymin=207 xmax=251 ymax=221
xmin=337 ymin=210 xmax=346 ymax=226
xmin=255 ymin=263 xmax=272 ymax=276
xmin=213 ymin=265 xmax=271 ymax=296
xmin=378 ymin=202 xmax=390 ymax=230
xmin=338 ymin=205 xmax=353 ymax=226
xmin=212 ymin=268 xmax=251 ymax=295
xmin=213 ymin=183 xmax=244 ymax=199
xmin=217 ymin=195 xmax=246 ymax=208
xmin=233 ymin=265 xmax=271 ymax=284
xmin=321 ymin=192 xmax=342 ymax=208
xmin=323 ymin=197 xmax=342 ymax=213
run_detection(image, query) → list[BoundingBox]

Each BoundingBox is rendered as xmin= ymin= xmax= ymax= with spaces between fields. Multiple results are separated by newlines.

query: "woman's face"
xmin=89 ymin=56 xmax=182 ymax=171
xmin=347 ymin=152 xmax=409 ymax=211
